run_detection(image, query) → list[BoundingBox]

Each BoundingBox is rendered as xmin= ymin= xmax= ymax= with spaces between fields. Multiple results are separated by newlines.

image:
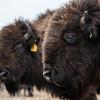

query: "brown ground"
xmin=0 ymin=87 xmax=99 ymax=100
xmin=0 ymin=87 xmax=59 ymax=100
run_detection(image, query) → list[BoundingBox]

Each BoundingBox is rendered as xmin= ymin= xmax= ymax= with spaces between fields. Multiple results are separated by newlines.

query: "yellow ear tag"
xmin=31 ymin=44 xmax=38 ymax=52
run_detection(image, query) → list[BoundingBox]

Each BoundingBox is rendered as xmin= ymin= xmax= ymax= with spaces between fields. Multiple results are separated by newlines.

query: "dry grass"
xmin=98 ymin=95 xmax=100 ymax=100
xmin=0 ymin=87 xmax=100 ymax=100
xmin=0 ymin=87 xmax=59 ymax=100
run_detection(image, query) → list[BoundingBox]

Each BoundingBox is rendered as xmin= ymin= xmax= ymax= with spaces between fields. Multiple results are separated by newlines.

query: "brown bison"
xmin=0 ymin=10 xmax=97 ymax=99
xmin=0 ymin=11 xmax=71 ymax=99
xmin=42 ymin=0 xmax=100 ymax=100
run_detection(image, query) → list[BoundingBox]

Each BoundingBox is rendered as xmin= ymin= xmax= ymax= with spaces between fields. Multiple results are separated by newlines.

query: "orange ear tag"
xmin=31 ymin=44 xmax=38 ymax=52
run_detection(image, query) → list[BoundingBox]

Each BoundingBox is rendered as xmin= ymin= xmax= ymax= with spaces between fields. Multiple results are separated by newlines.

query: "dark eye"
xmin=14 ymin=43 xmax=27 ymax=54
xmin=64 ymin=32 xmax=77 ymax=44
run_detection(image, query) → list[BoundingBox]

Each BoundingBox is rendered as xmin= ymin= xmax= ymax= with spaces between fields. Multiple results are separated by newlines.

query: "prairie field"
xmin=0 ymin=87 xmax=99 ymax=100
xmin=0 ymin=87 xmax=59 ymax=100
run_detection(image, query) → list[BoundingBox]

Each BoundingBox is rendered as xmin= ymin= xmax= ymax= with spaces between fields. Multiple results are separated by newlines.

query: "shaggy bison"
xmin=0 ymin=10 xmax=53 ymax=96
xmin=0 ymin=11 xmax=71 ymax=99
xmin=0 ymin=10 xmax=97 ymax=100
xmin=0 ymin=19 xmax=39 ymax=96
xmin=42 ymin=0 xmax=100 ymax=100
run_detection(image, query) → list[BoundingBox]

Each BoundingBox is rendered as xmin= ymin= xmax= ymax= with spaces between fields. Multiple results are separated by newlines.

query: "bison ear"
xmin=24 ymin=32 xmax=31 ymax=40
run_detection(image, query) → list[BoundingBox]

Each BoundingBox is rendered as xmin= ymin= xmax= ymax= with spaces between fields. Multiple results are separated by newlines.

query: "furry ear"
xmin=22 ymin=22 xmax=40 ymax=53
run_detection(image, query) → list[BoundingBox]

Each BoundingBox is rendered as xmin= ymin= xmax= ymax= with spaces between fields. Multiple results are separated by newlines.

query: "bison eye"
xmin=14 ymin=43 xmax=27 ymax=54
xmin=64 ymin=33 xmax=77 ymax=44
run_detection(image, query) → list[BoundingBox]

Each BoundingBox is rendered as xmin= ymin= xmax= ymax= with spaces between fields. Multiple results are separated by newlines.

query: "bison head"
xmin=0 ymin=19 xmax=39 ymax=82
xmin=42 ymin=0 xmax=100 ymax=96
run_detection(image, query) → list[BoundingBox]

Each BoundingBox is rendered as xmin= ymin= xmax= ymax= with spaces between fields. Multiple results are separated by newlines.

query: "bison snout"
xmin=43 ymin=63 xmax=53 ymax=82
xmin=0 ymin=68 xmax=10 ymax=80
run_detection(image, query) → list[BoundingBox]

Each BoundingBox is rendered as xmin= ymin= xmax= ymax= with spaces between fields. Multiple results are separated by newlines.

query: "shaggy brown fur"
xmin=0 ymin=10 xmax=97 ymax=99
xmin=0 ymin=18 xmax=38 ymax=96
xmin=32 ymin=10 xmax=54 ymax=43
xmin=0 ymin=10 xmax=54 ymax=96
xmin=42 ymin=0 xmax=100 ymax=100
xmin=0 ymin=11 xmax=70 ymax=99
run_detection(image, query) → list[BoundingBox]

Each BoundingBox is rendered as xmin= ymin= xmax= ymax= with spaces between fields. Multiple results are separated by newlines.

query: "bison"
xmin=42 ymin=0 xmax=100 ymax=100
xmin=0 ymin=11 xmax=50 ymax=96
xmin=0 ymin=10 xmax=97 ymax=100
xmin=0 ymin=11 xmax=71 ymax=99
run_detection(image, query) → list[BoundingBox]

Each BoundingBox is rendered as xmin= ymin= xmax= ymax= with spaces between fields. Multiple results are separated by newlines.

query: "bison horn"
xmin=24 ymin=22 xmax=33 ymax=34
xmin=0 ymin=71 xmax=7 ymax=76
xmin=24 ymin=32 xmax=31 ymax=40
xmin=0 ymin=68 xmax=9 ymax=78
xmin=80 ymin=11 xmax=89 ymax=24
xmin=24 ymin=22 xmax=34 ymax=40
xmin=89 ymin=26 xmax=98 ymax=40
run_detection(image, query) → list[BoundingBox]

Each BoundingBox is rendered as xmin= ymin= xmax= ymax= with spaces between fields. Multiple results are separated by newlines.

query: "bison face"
xmin=42 ymin=8 xmax=100 ymax=91
xmin=0 ymin=19 xmax=39 ymax=82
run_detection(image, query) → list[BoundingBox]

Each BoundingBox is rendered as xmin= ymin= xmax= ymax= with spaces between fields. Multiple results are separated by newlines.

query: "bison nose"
xmin=43 ymin=63 xmax=53 ymax=82
xmin=0 ymin=68 xmax=9 ymax=79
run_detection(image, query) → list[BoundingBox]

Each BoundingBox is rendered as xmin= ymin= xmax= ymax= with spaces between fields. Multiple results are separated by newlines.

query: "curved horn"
xmin=80 ymin=11 xmax=89 ymax=24
xmin=24 ymin=22 xmax=33 ymax=34
xmin=89 ymin=25 xmax=98 ymax=40
xmin=24 ymin=32 xmax=31 ymax=40
xmin=24 ymin=22 xmax=34 ymax=40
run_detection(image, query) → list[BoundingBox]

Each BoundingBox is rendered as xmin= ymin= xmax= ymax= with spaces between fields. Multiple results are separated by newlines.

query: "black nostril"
xmin=43 ymin=70 xmax=52 ymax=78
xmin=0 ymin=69 xmax=9 ymax=78
xmin=43 ymin=63 xmax=53 ymax=82
xmin=0 ymin=71 xmax=7 ymax=76
xmin=43 ymin=70 xmax=52 ymax=82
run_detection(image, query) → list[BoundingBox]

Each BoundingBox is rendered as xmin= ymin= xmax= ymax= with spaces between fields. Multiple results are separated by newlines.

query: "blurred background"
xmin=0 ymin=0 xmax=67 ymax=28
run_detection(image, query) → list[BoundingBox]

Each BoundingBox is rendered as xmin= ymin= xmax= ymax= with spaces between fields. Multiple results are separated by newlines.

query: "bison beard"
xmin=42 ymin=0 xmax=100 ymax=100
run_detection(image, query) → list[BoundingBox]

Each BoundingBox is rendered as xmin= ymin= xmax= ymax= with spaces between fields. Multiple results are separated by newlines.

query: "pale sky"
xmin=0 ymin=0 xmax=67 ymax=28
